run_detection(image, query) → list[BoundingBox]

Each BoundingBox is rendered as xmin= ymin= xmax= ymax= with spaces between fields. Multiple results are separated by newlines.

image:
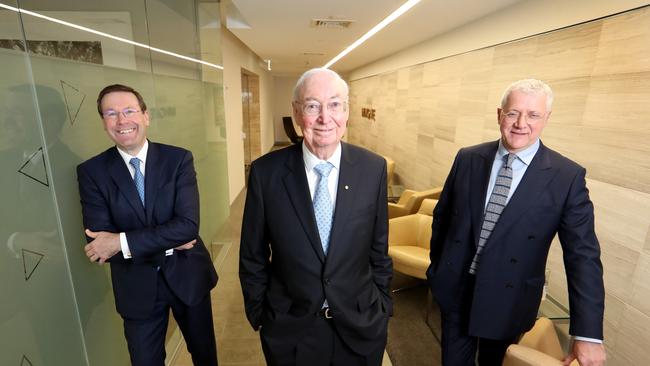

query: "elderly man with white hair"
xmin=240 ymin=68 xmax=392 ymax=366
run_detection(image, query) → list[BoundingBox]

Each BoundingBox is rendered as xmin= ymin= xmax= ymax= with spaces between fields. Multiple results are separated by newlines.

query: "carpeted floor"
xmin=386 ymin=273 xmax=442 ymax=366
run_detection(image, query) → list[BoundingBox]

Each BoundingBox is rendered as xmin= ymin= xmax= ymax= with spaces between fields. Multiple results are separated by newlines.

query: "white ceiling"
xmin=227 ymin=0 xmax=524 ymax=76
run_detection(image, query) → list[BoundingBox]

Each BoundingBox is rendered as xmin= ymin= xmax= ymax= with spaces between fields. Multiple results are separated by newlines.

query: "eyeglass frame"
xmin=294 ymin=99 xmax=348 ymax=116
xmin=499 ymin=109 xmax=548 ymax=124
xmin=101 ymin=108 xmax=142 ymax=121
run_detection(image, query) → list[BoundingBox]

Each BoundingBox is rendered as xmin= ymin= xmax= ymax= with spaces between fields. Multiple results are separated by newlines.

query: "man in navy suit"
xmin=77 ymin=84 xmax=218 ymax=366
xmin=427 ymin=79 xmax=605 ymax=366
xmin=239 ymin=68 xmax=392 ymax=366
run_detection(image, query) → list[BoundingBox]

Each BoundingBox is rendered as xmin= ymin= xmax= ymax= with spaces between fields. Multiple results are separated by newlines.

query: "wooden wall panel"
xmin=348 ymin=6 xmax=650 ymax=365
xmin=491 ymin=37 xmax=538 ymax=84
xmin=533 ymin=21 xmax=601 ymax=80
xmin=593 ymin=9 xmax=650 ymax=76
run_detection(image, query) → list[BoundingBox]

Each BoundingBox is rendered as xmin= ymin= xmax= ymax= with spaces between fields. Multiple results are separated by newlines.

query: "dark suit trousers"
xmin=123 ymin=269 xmax=218 ymax=366
xmin=260 ymin=316 xmax=385 ymax=366
xmin=439 ymin=275 xmax=517 ymax=366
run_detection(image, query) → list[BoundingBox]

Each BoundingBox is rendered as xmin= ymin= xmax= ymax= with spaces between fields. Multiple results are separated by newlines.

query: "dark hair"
xmin=96 ymin=84 xmax=147 ymax=116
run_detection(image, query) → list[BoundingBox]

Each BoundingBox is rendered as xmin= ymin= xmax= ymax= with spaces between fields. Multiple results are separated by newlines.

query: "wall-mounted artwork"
xmin=0 ymin=39 xmax=103 ymax=64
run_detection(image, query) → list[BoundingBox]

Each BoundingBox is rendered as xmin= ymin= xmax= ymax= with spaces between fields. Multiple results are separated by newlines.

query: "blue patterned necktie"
xmin=469 ymin=153 xmax=517 ymax=274
xmin=313 ymin=162 xmax=334 ymax=255
xmin=129 ymin=157 xmax=145 ymax=206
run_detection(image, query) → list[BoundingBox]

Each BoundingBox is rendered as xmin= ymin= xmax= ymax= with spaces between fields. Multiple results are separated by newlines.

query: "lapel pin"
xmin=345 ymin=185 xmax=349 ymax=190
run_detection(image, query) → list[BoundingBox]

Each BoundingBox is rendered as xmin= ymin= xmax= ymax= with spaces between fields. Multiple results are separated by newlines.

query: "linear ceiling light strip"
xmin=323 ymin=0 xmax=421 ymax=69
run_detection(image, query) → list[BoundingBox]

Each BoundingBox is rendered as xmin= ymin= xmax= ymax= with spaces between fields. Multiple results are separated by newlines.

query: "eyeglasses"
xmin=102 ymin=108 xmax=141 ymax=121
xmin=296 ymin=100 xmax=347 ymax=116
xmin=501 ymin=110 xmax=546 ymax=124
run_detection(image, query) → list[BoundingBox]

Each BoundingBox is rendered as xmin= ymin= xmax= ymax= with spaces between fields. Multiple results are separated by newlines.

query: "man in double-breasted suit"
xmin=77 ymin=84 xmax=218 ymax=366
xmin=427 ymin=79 xmax=605 ymax=366
xmin=239 ymin=68 xmax=392 ymax=366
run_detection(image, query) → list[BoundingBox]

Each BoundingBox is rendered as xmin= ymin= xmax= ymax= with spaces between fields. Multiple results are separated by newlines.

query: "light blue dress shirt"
xmin=484 ymin=139 xmax=539 ymax=210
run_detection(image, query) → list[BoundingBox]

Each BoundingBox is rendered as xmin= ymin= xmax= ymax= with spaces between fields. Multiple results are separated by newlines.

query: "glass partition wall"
xmin=0 ymin=1 xmax=228 ymax=364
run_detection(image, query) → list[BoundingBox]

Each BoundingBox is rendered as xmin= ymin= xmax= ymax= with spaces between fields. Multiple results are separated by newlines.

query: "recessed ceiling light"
xmin=310 ymin=18 xmax=354 ymax=29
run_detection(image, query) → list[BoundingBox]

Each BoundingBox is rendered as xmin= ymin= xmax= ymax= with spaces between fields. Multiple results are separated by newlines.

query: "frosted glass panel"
xmin=1 ymin=0 xmax=228 ymax=364
xmin=151 ymin=76 xmax=229 ymax=246
xmin=0 ymin=6 xmax=87 ymax=365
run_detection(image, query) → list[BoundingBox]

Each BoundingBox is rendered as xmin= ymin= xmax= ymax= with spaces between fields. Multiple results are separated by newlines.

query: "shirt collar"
xmin=497 ymin=138 xmax=539 ymax=166
xmin=302 ymin=142 xmax=341 ymax=173
xmin=116 ymin=140 xmax=149 ymax=166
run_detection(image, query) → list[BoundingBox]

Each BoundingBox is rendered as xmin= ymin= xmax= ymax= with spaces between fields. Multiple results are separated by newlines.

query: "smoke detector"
xmin=310 ymin=18 xmax=354 ymax=29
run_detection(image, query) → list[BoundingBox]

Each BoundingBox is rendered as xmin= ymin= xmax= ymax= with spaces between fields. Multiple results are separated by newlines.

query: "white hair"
xmin=500 ymin=79 xmax=554 ymax=111
xmin=292 ymin=68 xmax=349 ymax=102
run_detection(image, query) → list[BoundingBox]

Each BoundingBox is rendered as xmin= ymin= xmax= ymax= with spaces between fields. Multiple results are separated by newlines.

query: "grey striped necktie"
xmin=469 ymin=153 xmax=517 ymax=274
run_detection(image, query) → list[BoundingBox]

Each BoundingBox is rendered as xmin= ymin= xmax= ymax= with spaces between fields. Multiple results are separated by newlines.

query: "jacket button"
xmin=505 ymin=283 xmax=514 ymax=288
xmin=528 ymin=235 xmax=535 ymax=240
xmin=324 ymin=278 xmax=331 ymax=285
xmin=510 ymin=258 xmax=517 ymax=264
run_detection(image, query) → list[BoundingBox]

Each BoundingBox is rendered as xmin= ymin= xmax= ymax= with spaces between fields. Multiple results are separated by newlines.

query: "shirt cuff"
xmin=572 ymin=336 xmax=603 ymax=344
xmin=120 ymin=232 xmax=132 ymax=259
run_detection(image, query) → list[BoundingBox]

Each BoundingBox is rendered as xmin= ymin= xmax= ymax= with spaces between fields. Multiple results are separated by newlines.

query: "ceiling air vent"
xmin=310 ymin=18 xmax=354 ymax=29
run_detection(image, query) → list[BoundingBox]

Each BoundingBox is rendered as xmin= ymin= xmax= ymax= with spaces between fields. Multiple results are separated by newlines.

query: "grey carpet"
xmin=386 ymin=273 xmax=442 ymax=366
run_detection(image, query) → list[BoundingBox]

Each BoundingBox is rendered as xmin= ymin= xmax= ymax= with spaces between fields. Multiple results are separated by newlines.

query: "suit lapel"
xmin=486 ymin=142 xmax=556 ymax=249
xmin=470 ymin=141 xmax=498 ymax=247
xmin=108 ymin=147 xmax=146 ymax=225
xmin=282 ymin=145 xmax=326 ymax=263
xmin=144 ymin=141 xmax=160 ymax=224
xmin=327 ymin=143 xmax=361 ymax=259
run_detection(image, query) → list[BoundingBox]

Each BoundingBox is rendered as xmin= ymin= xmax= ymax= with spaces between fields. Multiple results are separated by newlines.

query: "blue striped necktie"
xmin=469 ymin=153 xmax=517 ymax=274
xmin=129 ymin=157 xmax=145 ymax=206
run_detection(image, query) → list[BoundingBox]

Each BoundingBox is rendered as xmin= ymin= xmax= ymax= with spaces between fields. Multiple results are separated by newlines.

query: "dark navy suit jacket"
xmin=239 ymin=142 xmax=393 ymax=356
xmin=77 ymin=141 xmax=217 ymax=319
xmin=427 ymin=140 xmax=604 ymax=340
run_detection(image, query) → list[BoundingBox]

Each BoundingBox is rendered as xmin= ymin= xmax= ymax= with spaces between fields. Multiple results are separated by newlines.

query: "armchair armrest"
xmin=503 ymin=344 xmax=577 ymax=366
xmin=388 ymin=203 xmax=409 ymax=219
xmin=503 ymin=345 xmax=563 ymax=366
xmin=397 ymin=189 xmax=415 ymax=205
xmin=430 ymin=187 xmax=443 ymax=200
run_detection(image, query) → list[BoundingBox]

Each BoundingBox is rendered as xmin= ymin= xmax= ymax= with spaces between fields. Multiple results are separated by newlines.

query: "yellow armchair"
xmin=388 ymin=198 xmax=438 ymax=279
xmin=388 ymin=187 xmax=442 ymax=219
xmin=503 ymin=317 xmax=577 ymax=366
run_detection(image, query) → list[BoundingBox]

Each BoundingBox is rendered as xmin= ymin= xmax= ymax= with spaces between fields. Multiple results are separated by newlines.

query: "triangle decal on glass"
xmin=17 ymin=147 xmax=49 ymax=187
xmin=21 ymin=355 xmax=34 ymax=366
xmin=60 ymin=80 xmax=86 ymax=126
xmin=22 ymin=249 xmax=45 ymax=281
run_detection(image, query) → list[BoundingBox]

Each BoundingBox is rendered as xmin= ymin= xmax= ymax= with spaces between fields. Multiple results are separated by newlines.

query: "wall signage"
xmin=361 ymin=107 xmax=376 ymax=121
